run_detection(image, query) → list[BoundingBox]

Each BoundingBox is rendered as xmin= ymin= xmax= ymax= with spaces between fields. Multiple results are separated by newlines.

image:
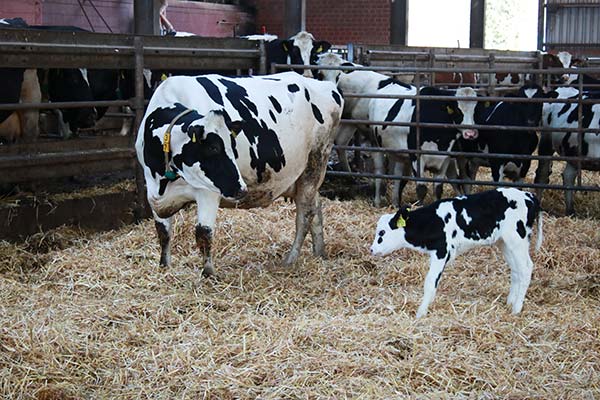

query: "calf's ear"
xmin=389 ymin=206 xmax=411 ymax=229
xmin=226 ymin=120 xmax=244 ymax=138
xmin=282 ymin=40 xmax=293 ymax=53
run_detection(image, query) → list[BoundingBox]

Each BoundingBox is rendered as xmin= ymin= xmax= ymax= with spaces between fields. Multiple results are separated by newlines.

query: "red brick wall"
xmin=252 ymin=0 xmax=390 ymax=44
xmin=1 ymin=0 xmax=254 ymax=36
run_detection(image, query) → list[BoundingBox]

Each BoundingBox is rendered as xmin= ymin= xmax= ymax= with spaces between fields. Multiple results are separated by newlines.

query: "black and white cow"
xmin=317 ymin=52 xmax=416 ymax=207
xmin=136 ymin=72 xmax=343 ymax=276
xmin=466 ymin=84 xmax=546 ymax=183
xmin=408 ymin=86 xmax=480 ymax=203
xmin=535 ymin=87 xmax=600 ymax=215
xmin=370 ymin=188 xmax=543 ymax=318
xmin=244 ymin=31 xmax=331 ymax=78
xmin=0 ymin=18 xmax=41 ymax=143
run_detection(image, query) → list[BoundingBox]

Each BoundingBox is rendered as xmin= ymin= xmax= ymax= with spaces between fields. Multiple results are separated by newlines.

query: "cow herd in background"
xmin=0 ymin=19 xmax=599 ymax=216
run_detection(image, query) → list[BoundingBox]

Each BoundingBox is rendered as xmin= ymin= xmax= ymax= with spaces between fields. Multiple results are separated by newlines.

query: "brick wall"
xmin=1 ymin=0 xmax=254 ymax=36
xmin=252 ymin=0 xmax=390 ymax=44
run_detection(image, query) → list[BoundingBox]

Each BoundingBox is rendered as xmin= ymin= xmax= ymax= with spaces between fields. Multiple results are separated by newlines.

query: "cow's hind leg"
xmin=194 ymin=191 xmax=220 ymax=277
xmin=284 ymin=150 xmax=329 ymax=266
xmin=501 ymin=238 xmax=533 ymax=314
xmin=153 ymin=212 xmax=173 ymax=267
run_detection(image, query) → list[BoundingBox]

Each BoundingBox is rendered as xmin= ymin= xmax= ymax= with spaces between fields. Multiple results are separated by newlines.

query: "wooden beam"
xmin=284 ymin=0 xmax=302 ymax=38
xmin=134 ymin=0 xmax=160 ymax=35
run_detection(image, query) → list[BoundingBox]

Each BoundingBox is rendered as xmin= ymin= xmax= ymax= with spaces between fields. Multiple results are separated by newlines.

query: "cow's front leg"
xmin=309 ymin=195 xmax=326 ymax=258
xmin=417 ymin=254 xmax=448 ymax=318
xmin=153 ymin=212 xmax=173 ymax=267
xmin=194 ymin=190 xmax=220 ymax=277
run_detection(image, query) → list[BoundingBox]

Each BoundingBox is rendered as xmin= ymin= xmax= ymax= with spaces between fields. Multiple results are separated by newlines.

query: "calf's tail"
xmin=535 ymin=209 xmax=543 ymax=252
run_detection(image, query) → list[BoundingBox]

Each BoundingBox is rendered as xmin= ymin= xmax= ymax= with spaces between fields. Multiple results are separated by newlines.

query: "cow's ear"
xmin=282 ymin=40 xmax=293 ymax=53
xmin=314 ymin=41 xmax=331 ymax=54
xmin=188 ymin=125 xmax=205 ymax=143
xmin=226 ymin=120 xmax=244 ymax=138
xmin=389 ymin=206 xmax=410 ymax=229
xmin=544 ymin=90 xmax=559 ymax=99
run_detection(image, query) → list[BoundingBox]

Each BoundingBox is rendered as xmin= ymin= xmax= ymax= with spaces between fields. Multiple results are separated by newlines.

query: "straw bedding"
xmin=1 ymin=184 xmax=599 ymax=398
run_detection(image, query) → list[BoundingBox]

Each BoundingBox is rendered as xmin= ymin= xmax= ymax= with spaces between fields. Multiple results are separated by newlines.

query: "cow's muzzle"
xmin=462 ymin=129 xmax=479 ymax=140
xmin=233 ymin=187 xmax=248 ymax=201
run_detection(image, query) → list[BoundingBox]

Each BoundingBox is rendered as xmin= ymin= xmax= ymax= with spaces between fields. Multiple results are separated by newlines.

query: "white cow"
xmin=136 ymin=72 xmax=343 ymax=276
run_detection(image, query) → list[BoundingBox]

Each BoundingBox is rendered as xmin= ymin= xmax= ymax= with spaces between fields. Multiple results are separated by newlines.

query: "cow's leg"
xmin=194 ymin=191 xmax=220 ymax=277
xmin=119 ymin=106 xmax=134 ymax=136
xmin=417 ymin=254 xmax=448 ymax=318
xmin=153 ymin=212 xmax=173 ymax=267
xmin=285 ymin=150 xmax=329 ymax=266
xmin=334 ymin=123 xmax=357 ymax=172
xmin=501 ymin=238 xmax=533 ymax=314
xmin=562 ymin=163 xmax=578 ymax=216
xmin=414 ymin=160 xmax=428 ymax=204
xmin=465 ymin=159 xmax=481 ymax=194
xmin=391 ymin=158 xmax=409 ymax=207
xmin=54 ymin=109 xmax=73 ymax=139
xmin=445 ymin=159 xmax=463 ymax=196
xmin=534 ymin=133 xmax=553 ymax=201
xmin=491 ymin=163 xmax=502 ymax=182
xmin=309 ymin=195 xmax=326 ymax=258
xmin=372 ymin=150 xmax=386 ymax=207
xmin=499 ymin=241 xmax=518 ymax=307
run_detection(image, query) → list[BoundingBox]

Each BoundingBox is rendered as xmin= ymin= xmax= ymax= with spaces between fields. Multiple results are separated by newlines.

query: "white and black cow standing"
xmin=534 ymin=87 xmax=600 ymax=215
xmin=317 ymin=52 xmax=416 ymax=207
xmin=465 ymin=84 xmax=546 ymax=183
xmin=408 ymin=86 xmax=480 ymax=203
xmin=370 ymin=188 xmax=543 ymax=318
xmin=136 ymin=72 xmax=343 ymax=276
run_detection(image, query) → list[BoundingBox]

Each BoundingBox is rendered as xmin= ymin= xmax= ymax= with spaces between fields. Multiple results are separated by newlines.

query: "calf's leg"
xmin=417 ymin=255 xmax=448 ymax=318
xmin=501 ymin=238 xmax=533 ymax=314
xmin=562 ymin=163 xmax=578 ymax=216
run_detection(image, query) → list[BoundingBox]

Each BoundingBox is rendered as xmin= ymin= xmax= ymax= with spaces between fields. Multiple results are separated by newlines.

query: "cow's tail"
xmin=535 ymin=209 xmax=543 ymax=252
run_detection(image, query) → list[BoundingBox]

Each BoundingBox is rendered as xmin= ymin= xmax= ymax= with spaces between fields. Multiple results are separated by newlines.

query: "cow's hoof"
xmin=202 ymin=265 xmax=216 ymax=278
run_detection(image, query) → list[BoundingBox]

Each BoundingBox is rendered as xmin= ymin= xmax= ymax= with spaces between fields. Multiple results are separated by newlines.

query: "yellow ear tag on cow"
xmin=446 ymin=105 xmax=454 ymax=115
xmin=484 ymin=101 xmax=491 ymax=107
xmin=230 ymin=129 xmax=238 ymax=138
xmin=316 ymin=45 xmax=323 ymax=53
xmin=161 ymin=73 xmax=168 ymax=81
xmin=192 ymin=132 xmax=197 ymax=143
xmin=282 ymin=43 xmax=288 ymax=52
xmin=396 ymin=216 xmax=406 ymax=228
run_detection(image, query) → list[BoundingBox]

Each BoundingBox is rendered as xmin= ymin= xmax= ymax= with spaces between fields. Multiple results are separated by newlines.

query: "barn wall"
xmin=252 ymin=0 xmax=390 ymax=44
xmin=1 ymin=0 xmax=254 ymax=36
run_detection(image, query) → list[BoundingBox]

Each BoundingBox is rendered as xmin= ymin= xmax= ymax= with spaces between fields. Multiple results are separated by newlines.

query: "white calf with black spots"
xmin=370 ymin=188 xmax=543 ymax=318
xmin=136 ymin=72 xmax=343 ymax=276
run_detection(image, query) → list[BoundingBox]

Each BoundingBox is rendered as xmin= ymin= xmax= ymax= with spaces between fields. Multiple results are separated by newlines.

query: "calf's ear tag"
xmin=161 ymin=73 xmax=168 ymax=81
xmin=230 ymin=129 xmax=238 ymax=138
xmin=446 ymin=105 xmax=454 ymax=115
xmin=396 ymin=216 xmax=406 ymax=228
xmin=484 ymin=101 xmax=491 ymax=107
xmin=316 ymin=45 xmax=323 ymax=53
xmin=192 ymin=132 xmax=197 ymax=143
xmin=282 ymin=42 xmax=288 ymax=52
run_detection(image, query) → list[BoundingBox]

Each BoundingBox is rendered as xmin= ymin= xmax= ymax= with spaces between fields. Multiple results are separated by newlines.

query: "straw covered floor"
xmin=1 ymin=187 xmax=599 ymax=398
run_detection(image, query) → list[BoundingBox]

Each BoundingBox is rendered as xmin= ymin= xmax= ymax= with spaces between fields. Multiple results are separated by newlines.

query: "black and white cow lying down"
xmin=136 ymin=72 xmax=343 ymax=276
xmin=370 ymin=188 xmax=543 ymax=318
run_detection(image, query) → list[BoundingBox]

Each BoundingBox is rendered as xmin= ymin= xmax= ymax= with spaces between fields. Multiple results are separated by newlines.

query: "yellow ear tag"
xmin=161 ymin=73 xmax=168 ymax=81
xmin=316 ymin=45 xmax=323 ymax=53
xmin=163 ymin=131 xmax=171 ymax=153
xmin=396 ymin=216 xmax=406 ymax=228
xmin=282 ymin=43 xmax=288 ymax=52
xmin=484 ymin=101 xmax=491 ymax=107
xmin=446 ymin=105 xmax=454 ymax=115
xmin=230 ymin=129 xmax=238 ymax=138
xmin=192 ymin=132 xmax=197 ymax=143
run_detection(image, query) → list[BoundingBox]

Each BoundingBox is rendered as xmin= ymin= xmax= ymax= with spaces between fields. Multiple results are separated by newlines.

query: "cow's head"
xmin=172 ymin=110 xmax=247 ymax=201
xmin=444 ymin=87 xmax=479 ymax=140
xmin=47 ymin=68 xmax=97 ymax=132
xmin=370 ymin=207 xmax=411 ymax=256
xmin=542 ymin=51 xmax=586 ymax=86
xmin=282 ymin=31 xmax=331 ymax=78
xmin=517 ymin=83 xmax=545 ymax=127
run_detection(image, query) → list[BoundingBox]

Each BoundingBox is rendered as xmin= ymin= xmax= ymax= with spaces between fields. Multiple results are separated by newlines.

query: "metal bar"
xmin=470 ymin=0 xmax=485 ymax=48
xmin=390 ymin=0 xmax=408 ymax=45
xmin=0 ymin=100 xmax=132 ymax=111
xmin=333 ymin=144 xmax=600 ymax=164
xmin=326 ymin=171 xmax=600 ymax=192
xmin=133 ymin=36 xmax=147 ymax=222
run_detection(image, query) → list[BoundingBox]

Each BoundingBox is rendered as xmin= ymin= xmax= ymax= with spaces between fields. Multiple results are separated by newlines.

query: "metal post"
xmin=284 ymin=0 xmax=302 ymax=37
xmin=470 ymin=0 xmax=485 ymax=48
xmin=259 ymin=39 xmax=267 ymax=75
xmin=390 ymin=0 xmax=408 ymax=45
xmin=134 ymin=0 xmax=160 ymax=35
xmin=537 ymin=0 xmax=545 ymax=51
xmin=488 ymin=53 xmax=496 ymax=96
xmin=133 ymin=36 xmax=148 ymax=221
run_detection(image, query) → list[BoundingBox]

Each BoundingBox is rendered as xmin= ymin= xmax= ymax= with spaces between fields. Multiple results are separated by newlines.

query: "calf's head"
xmin=370 ymin=207 xmax=411 ymax=256
xmin=48 ymin=68 xmax=97 ymax=132
xmin=517 ymin=83 xmax=544 ymax=127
